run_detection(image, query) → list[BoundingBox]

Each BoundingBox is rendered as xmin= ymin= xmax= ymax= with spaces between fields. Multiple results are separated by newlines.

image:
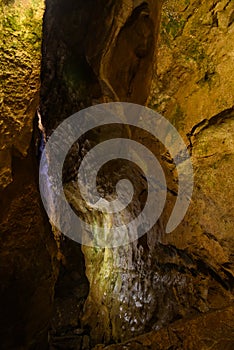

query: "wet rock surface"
xmin=40 ymin=0 xmax=163 ymax=346
xmin=93 ymin=305 xmax=234 ymax=350
xmin=1 ymin=0 xmax=233 ymax=349
xmin=40 ymin=0 xmax=233 ymax=348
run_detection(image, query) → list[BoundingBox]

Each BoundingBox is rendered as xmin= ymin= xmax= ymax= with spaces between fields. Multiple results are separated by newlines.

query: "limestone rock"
xmin=0 ymin=1 xmax=58 ymax=348
xmin=92 ymin=305 xmax=234 ymax=349
xmin=40 ymin=0 xmax=233 ymax=348
xmin=40 ymin=0 xmax=163 ymax=346
xmin=0 ymin=0 xmax=44 ymax=188
xmin=149 ymin=0 xmax=234 ymax=136
xmin=148 ymin=0 xmax=234 ymax=316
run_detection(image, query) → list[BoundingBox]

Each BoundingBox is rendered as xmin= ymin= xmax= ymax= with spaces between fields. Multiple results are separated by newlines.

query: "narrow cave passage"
xmin=0 ymin=0 xmax=233 ymax=349
xmin=39 ymin=1 xmax=165 ymax=348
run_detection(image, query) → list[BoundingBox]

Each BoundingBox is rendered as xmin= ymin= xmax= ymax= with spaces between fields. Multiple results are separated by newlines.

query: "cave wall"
xmin=0 ymin=1 xmax=58 ymax=349
xmin=1 ymin=0 xmax=233 ymax=348
xmin=102 ymin=0 xmax=234 ymax=347
xmin=40 ymin=0 xmax=162 ymax=131
xmin=93 ymin=305 xmax=234 ymax=349
xmin=40 ymin=0 xmax=163 ymax=346
xmin=148 ymin=0 xmax=234 ymax=309
xmin=40 ymin=0 xmax=234 ymax=348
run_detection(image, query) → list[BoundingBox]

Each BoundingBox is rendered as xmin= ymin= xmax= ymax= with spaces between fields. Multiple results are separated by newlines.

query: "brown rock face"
xmin=93 ymin=305 xmax=234 ymax=350
xmin=40 ymin=0 xmax=233 ymax=348
xmin=0 ymin=150 xmax=58 ymax=349
xmin=149 ymin=0 xmax=234 ymax=134
xmin=148 ymin=0 xmax=234 ymax=314
xmin=0 ymin=1 xmax=58 ymax=349
xmin=1 ymin=0 xmax=233 ymax=348
xmin=40 ymin=0 xmax=162 ymax=130
xmin=40 ymin=0 xmax=163 ymax=346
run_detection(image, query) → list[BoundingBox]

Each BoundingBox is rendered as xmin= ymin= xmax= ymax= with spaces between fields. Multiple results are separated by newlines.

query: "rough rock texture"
xmin=40 ymin=0 xmax=162 ymax=129
xmin=1 ymin=0 xmax=233 ymax=349
xmin=149 ymin=0 xmax=234 ymax=135
xmin=0 ymin=1 xmax=58 ymax=349
xmin=148 ymin=0 xmax=234 ymax=312
xmin=140 ymin=0 xmax=234 ymax=347
xmin=40 ymin=0 xmax=163 ymax=347
xmin=93 ymin=305 xmax=234 ymax=350
xmin=40 ymin=0 xmax=234 ymax=348
xmin=0 ymin=0 xmax=44 ymax=188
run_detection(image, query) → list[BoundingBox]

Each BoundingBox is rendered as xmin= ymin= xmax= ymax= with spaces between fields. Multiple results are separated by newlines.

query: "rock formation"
xmin=0 ymin=1 xmax=58 ymax=349
xmin=93 ymin=305 xmax=234 ymax=349
xmin=0 ymin=0 xmax=233 ymax=349
xmin=40 ymin=0 xmax=163 ymax=346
